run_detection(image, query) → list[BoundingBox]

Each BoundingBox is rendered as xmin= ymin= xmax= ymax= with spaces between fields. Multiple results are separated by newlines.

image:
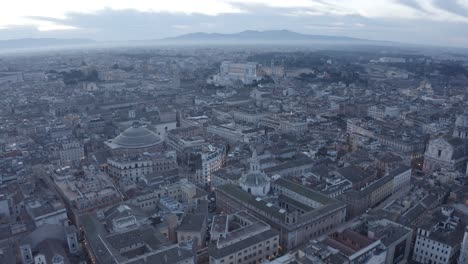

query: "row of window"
xmin=219 ymin=238 xmax=278 ymax=264
xmin=416 ymin=242 xmax=450 ymax=255
xmin=414 ymin=253 xmax=448 ymax=264
xmin=220 ymin=251 xmax=277 ymax=264
xmin=417 ymin=237 xmax=451 ymax=251
xmin=77 ymin=194 xmax=118 ymax=209
xmin=140 ymin=200 xmax=157 ymax=208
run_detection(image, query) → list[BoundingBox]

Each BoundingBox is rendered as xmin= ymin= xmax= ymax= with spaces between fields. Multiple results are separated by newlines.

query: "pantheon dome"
xmin=105 ymin=123 xmax=163 ymax=154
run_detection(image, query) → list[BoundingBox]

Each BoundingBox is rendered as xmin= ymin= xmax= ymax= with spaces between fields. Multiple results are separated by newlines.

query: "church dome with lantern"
xmin=239 ymin=150 xmax=270 ymax=196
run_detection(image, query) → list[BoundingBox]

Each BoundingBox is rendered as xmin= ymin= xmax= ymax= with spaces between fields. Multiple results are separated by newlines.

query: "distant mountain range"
xmin=163 ymin=30 xmax=363 ymax=42
xmin=0 ymin=30 xmax=395 ymax=52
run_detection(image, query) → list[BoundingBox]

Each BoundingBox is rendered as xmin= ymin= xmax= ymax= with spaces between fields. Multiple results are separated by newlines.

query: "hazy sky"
xmin=1 ymin=0 xmax=468 ymax=47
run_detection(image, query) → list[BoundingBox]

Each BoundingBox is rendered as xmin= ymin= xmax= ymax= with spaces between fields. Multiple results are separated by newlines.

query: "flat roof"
xmin=218 ymin=184 xmax=286 ymax=220
xmin=264 ymin=158 xmax=313 ymax=173
xmin=218 ymin=183 xmax=345 ymax=226
xmin=177 ymin=214 xmax=206 ymax=232
xmin=274 ymin=178 xmax=335 ymax=205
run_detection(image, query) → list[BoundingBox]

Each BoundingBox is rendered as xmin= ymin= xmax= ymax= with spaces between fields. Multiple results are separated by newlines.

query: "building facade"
xmin=216 ymin=178 xmax=347 ymax=251
xmin=107 ymin=153 xmax=177 ymax=184
xmin=212 ymin=61 xmax=260 ymax=85
xmin=412 ymin=208 xmax=464 ymax=264
xmin=58 ymin=141 xmax=84 ymax=165
xmin=209 ymin=212 xmax=279 ymax=264
xmin=453 ymin=111 xmax=468 ymax=139
xmin=460 ymin=227 xmax=468 ymax=264
xmin=190 ymin=144 xmax=227 ymax=187
xmin=423 ymin=137 xmax=468 ymax=173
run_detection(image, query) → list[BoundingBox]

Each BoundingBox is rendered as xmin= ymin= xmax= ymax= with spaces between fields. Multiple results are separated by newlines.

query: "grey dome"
xmin=110 ymin=125 xmax=162 ymax=149
xmin=239 ymin=171 xmax=269 ymax=187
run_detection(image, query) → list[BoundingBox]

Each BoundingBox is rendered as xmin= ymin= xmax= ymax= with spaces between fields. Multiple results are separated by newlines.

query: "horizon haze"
xmin=1 ymin=0 xmax=468 ymax=48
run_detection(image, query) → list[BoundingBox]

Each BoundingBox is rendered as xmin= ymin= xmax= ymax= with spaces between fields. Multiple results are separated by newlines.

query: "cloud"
xmin=1 ymin=0 xmax=468 ymax=31
xmin=396 ymin=0 xmax=427 ymax=11
xmin=0 ymin=0 xmax=244 ymax=33
xmin=0 ymin=1 xmax=467 ymax=47
xmin=37 ymin=23 xmax=79 ymax=32
xmin=433 ymin=0 xmax=468 ymax=19
xmin=393 ymin=0 xmax=468 ymax=22
xmin=172 ymin=24 xmax=190 ymax=29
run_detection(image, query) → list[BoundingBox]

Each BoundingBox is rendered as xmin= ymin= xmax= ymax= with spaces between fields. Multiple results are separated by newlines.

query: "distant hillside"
xmin=161 ymin=30 xmax=385 ymax=45
xmin=0 ymin=38 xmax=95 ymax=50
xmin=0 ymin=30 xmax=396 ymax=53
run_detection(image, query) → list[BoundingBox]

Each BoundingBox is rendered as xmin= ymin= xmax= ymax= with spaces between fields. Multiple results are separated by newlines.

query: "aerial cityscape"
xmin=1 ymin=1 xmax=468 ymax=264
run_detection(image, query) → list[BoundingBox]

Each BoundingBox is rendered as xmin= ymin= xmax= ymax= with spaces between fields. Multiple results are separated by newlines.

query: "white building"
xmin=423 ymin=137 xmax=468 ymax=173
xmin=460 ymin=227 xmax=468 ymax=264
xmin=261 ymin=116 xmax=307 ymax=135
xmin=107 ymin=152 xmax=177 ymax=184
xmin=34 ymin=254 xmax=46 ymax=264
xmin=58 ymin=141 xmax=84 ymax=165
xmin=211 ymin=61 xmax=260 ymax=85
xmin=368 ymin=105 xmax=385 ymax=120
xmin=191 ymin=144 xmax=227 ymax=186
xmin=368 ymin=106 xmax=400 ymax=121
xmin=424 ymin=112 xmax=468 ymax=173
xmin=107 ymin=155 xmax=153 ymax=183
xmin=412 ymin=207 xmax=463 ymax=264
xmin=453 ymin=111 xmax=468 ymax=139
xmin=378 ymin=57 xmax=406 ymax=63
xmin=390 ymin=166 xmax=411 ymax=194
